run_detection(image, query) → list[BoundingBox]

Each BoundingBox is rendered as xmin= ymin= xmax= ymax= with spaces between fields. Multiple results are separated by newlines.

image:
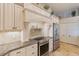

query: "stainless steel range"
xmin=34 ymin=37 xmax=49 ymax=56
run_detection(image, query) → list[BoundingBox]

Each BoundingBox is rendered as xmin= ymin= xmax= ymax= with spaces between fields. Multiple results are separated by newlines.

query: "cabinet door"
xmin=14 ymin=4 xmax=23 ymax=30
xmin=4 ymin=4 xmax=14 ymax=30
xmin=0 ymin=4 xmax=4 ymax=31
xmin=60 ymin=24 xmax=67 ymax=41
xmin=26 ymin=44 xmax=37 ymax=56
xmin=9 ymin=48 xmax=25 ymax=56
xmin=4 ymin=54 xmax=9 ymax=56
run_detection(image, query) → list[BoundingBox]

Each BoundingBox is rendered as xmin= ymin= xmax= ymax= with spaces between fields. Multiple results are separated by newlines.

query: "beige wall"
xmin=60 ymin=16 xmax=79 ymax=46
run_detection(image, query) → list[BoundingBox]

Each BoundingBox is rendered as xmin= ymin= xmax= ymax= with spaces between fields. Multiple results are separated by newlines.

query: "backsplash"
xmin=0 ymin=32 xmax=21 ymax=45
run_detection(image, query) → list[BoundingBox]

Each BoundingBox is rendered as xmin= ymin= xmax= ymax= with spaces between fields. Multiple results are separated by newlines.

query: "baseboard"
xmin=60 ymin=41 xmax=79 ymax=47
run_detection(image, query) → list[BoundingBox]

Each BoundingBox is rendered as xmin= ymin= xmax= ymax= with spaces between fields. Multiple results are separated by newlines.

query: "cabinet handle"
xmin=32 ymin=52 xmax=34 ymax=54
xmin=22 ymin=9 xmax=25 ymax=12
xmin=12 ymin=27 xmax=17 ymax=29
xmin=16 ymin=51 xmax=21 ymax=54
xmin=32 ymin=46 xmax=34 ymax=48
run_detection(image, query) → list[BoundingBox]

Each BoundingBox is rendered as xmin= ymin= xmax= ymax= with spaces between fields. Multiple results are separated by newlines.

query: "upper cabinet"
xmin=4 ymin=4 xmax=15 ymax=30
xmin=0 ymin=4 xmax=4 ymax=31
xmin=0 ymin=4 xmax=24 ymax=31
xmin=14 ymin=4 xmax=24 ymax=30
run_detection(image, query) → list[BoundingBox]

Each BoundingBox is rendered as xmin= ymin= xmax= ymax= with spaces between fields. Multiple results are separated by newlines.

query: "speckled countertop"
xmin=0 ymin=40 xmax=37 ymax=56
xmin=0 ymin=37 xmax=52 ymax=56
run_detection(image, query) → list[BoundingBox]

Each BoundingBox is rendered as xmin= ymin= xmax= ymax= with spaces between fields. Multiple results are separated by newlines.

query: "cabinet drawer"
xmin=26 ymin=51 xmax=37 ymax=56
xmin=27 ymin=44 xmax=37 ymax=50
xmin=5 ymin=54 xmax=9 ymax=56
xmin=9 ymin=48 xmax=25 ymax=56
xmin=26 ymin=44 xmax=37 ymax=56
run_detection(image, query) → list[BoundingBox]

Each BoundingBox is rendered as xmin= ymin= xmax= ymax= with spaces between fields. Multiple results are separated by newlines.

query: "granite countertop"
xmin=0 ymin=37 xmax=51 ymax=56
xmin=44 ymin=36 xmax=53 ymax=39
xmin=0 ymin=40 xmax=37 ymax=56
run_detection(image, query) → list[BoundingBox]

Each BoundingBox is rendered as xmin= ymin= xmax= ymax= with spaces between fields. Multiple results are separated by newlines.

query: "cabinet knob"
xmin=32 ymin=46 xmax=34 ymax=48
xmin=16 ymin=51 xmax=21 ymax=54
xmin=32 ymin=52 xmax=34 ymax=54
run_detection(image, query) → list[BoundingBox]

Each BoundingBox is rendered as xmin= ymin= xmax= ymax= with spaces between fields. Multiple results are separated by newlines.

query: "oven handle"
xmin=39 ymin=41 xmax=49 ymax=46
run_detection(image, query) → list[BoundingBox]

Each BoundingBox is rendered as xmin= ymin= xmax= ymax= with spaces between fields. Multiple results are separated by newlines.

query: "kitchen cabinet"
xmin=14 ymin=4 xmax=24 ymax=30
xmin=4 ymin=54 xmax=9 ymax=56
xmin=49 ymin=39 xmax=53 ymax=52
xmin=9 ymin=48 xmax=25 ymax=56
xmin=0 ymin=4 xmax=4 ymax=31
xmin=0 ymin=4 xmax=3 ymax=30
xmin=9 ymin=43 xmax=37 ymax=56
xmin=0 ymin=3 xmax=24 ymax=31
xmin=4 ymin=3 xmax=14 ymax=30
xmin=25 ymin=44 xmax=37 ymax=56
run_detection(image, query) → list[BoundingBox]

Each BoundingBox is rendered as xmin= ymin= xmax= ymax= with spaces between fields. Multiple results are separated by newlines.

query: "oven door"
xmin=39 ymin=41 xmax=49 ymax=56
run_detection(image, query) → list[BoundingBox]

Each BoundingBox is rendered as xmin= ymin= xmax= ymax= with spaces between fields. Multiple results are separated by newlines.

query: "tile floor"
xmin=49 ymin=42 xmax=79 ymax=56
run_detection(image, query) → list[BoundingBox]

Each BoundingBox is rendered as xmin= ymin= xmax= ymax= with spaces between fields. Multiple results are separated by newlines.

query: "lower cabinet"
xmin=25 ymin=44 xmax=38 ymax=56
xmin=4 ymin=54 xmax=9 ymax=56
xmin=8 ymin=43 xmax=38 ymax=56
xmin=9 ymin=48 xmax=26 ymax=56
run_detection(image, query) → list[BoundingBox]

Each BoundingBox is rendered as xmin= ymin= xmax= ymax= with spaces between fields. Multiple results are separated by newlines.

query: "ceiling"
xmin=47 ymin=3 xmax=79 ymax=12
xmin=33 ymin=3 xmax=79 ymax=18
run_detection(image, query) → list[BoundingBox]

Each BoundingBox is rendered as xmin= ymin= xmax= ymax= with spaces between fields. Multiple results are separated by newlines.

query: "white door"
xmin=0 ymin=4 xmax=4 ymax=31
xmin=4 ymin=3 xmax=14 ymax=30
xmin=60 ymin=23 xmax=79 ymax=45
xmin=66 ymin=23 xmax=79 ymax=45
xmin=60 ymin=23 xmax=67 ymax=42
xmin=14 ymin=4 xmax=23 ymax=30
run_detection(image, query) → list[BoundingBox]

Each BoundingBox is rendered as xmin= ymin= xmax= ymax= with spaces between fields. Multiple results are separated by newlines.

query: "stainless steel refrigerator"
xmin=53 ymin=23 xmax=60 ymax=50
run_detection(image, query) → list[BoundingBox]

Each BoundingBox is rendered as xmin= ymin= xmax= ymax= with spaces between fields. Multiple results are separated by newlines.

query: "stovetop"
xmin=33 ymin=37 xmax=44 ymax=41
xmin=33 ymin=37 xmax=49 ymax=43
